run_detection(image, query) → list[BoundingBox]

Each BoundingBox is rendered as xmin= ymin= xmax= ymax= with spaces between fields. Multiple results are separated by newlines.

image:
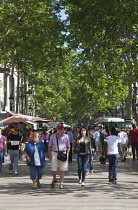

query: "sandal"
xmin=32 ymin=185 xmax=37 ymax=190
xmin=51 ymin=179 xmax=57 ymax=187
xmin=59 ymin=184 xmax=64 ymax=189
xmin=37 ymin=182 xmax=41 ymax=188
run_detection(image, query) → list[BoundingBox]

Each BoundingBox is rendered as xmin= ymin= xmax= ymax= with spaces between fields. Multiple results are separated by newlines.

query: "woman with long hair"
xmin=74 ymin=127 xmax=92 ymax=187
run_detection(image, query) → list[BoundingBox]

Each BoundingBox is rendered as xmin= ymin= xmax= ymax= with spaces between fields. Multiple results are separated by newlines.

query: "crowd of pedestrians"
xmin=0 ymin=123 xmax=138 ymax=190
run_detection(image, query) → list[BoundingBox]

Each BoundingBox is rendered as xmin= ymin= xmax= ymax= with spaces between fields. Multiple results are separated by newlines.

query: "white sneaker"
xmin=15 ymin=171 xmax=18 ymax=175
xmin=9 ymin=170 xmax=12 ymax=174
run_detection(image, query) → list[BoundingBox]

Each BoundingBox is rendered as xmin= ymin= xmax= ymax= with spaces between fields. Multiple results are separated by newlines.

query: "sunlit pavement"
xmin=0 ymin=154 xmax=138 ymax=210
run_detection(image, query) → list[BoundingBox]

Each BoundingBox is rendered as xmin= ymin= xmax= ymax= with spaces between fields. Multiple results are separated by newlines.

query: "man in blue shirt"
xmin=67 ymin=127 xmax=74 ymax=163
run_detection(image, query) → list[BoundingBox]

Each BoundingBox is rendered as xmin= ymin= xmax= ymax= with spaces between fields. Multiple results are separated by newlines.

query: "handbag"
xmin=26 ymin=158 xmax=34 ymax=166
xmin=57 ymin=151 xmax=67 ymax=162
xmin=56 ymin=136 xmax=67 ymax=162
xmin=73 ymin=144 xmax=81 ymax=154
xmin=4 ymin=154 xmax=11 ymax=164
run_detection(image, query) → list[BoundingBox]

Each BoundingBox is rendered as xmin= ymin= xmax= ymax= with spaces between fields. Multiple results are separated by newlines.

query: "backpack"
xmin=100 ymin=131 xmax=105 ymax=142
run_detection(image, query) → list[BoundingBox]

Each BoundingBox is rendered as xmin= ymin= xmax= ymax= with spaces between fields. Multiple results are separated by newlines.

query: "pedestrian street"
xmin=0 ymin=155 xmax=138 ymax=210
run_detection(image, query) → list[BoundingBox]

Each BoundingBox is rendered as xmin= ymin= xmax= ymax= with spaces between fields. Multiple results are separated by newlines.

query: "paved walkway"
xmin=0 ymin=155 xmax=138 ymax=210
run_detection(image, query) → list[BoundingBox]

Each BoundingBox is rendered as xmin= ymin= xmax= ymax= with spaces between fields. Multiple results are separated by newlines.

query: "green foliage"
xmin=0 ymin=0 xmax=137 ymax=124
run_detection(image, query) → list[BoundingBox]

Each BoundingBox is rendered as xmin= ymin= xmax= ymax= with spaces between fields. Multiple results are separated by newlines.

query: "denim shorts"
xmin=29 ymin=165 xmax=45 ymax=180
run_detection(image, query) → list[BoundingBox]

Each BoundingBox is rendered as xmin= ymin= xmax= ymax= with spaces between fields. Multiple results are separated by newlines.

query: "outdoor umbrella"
xmin=0 ymin=114 xmax=50 ymax=124
xmin=31 ymin=117 xmax=50 ymax=123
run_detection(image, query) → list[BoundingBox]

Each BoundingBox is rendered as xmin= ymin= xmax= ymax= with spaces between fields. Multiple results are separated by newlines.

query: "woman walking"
xmin=0 ymin=128 xmax=7 ymax=176
xmin=24 ymin=132 xmax=47 ymax=189
xmin=74 ymin=127 xmax=92 ymax=187
xmin=103 ymin=126 xmax=123 ymax=184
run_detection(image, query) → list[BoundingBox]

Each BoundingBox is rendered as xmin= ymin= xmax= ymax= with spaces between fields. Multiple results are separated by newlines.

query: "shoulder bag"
xmin=56 ymin=136 xmax=67 ymax=162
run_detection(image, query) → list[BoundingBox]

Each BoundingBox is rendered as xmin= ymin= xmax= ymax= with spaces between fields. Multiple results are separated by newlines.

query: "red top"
xmin=129 ymin=129 xmax=138 ymax=143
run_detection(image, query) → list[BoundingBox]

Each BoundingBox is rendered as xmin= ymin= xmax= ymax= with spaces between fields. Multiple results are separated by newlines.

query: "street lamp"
xmin=9 ymin=94 xmax=14 ymax=111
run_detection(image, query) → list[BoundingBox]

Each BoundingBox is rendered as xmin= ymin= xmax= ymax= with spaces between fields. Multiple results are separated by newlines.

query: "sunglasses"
xmin=57 ymin=127 xmax=63 ymax=130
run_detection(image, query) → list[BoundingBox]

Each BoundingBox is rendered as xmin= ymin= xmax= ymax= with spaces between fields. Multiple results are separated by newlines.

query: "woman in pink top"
xmin=42 ymin=130 xmax=49 ymax=149
xmin=0 ymin=128 xmax=8 ymax=176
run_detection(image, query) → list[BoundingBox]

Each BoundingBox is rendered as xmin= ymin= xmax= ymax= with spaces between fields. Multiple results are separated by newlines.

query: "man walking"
xmin=67 ymin=127 xmax=74 ymax=163
xmin=118 ymin=128 xmax=128 ymax=161
xmin=7 ymin=129 xmax=21 ymax=175
xmin=48 ymin=123 xmax=70 ymax=189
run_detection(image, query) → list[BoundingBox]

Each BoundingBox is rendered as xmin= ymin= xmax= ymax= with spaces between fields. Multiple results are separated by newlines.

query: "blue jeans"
xmin=29 ymin=165 xmax=45 ymax=180
xmin=86 ymin=157 xmax=93 ymax=173
xmin=131 ymin=142 xmax=138 ymax=159
xmin=108 ymin=154 xmax=118 ymax=181
xmin=8 ymin=150 xmax=19 ymax=172
xmin=0 ymin=151 xmax=4 ymax=174
xmin=77 ymin=154 xmax=90 ymax=182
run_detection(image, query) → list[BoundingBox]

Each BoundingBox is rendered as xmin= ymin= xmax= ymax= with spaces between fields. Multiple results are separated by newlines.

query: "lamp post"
xmin=9 ymin=94 xmax=14 ymax=111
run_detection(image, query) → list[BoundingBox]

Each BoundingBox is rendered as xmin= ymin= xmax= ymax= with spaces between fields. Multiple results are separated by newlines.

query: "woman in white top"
xmin=104 ymin=127 xmax=123 ymax=184
xmin=24 ymin=132 xmax=47 ymax=189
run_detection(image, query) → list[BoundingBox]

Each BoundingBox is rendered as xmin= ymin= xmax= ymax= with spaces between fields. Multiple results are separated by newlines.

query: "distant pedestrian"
xmin=42 ymin=129 xmax=49 ymax=149
xmin=24 ymin=132 xmax=47 ymax=189
xmin=0 ymin=128 xmax=8 ymax=176
xmin=67 ymin=127 xmax=74 ymax=163
xmin=93 ymin=127 xmax=102 ymax=158
xmin=118 ymin=128 xmax=128 ymax=161
xmin=129 ymin=124 xmax=138 ymax=160
xmin=98 ymin=124 xmax=107 ymax=152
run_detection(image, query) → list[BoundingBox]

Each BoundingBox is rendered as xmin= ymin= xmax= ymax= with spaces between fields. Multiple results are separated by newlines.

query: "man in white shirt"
xmin=118 ymin=128 xmax=128 ymax=161
xmin=93 ymin=124 xmax=107 ymax=157
xmin=93 ymin=127 xmax=101 ymax=157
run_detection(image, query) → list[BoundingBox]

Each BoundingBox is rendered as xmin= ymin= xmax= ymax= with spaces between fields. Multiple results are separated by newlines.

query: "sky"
xmin=60 ymin=9 xmax=67 ymax=20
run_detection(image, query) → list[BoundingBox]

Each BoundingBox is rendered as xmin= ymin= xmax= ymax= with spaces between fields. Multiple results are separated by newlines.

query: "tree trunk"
xmin=126 ymin=83 xmax=132 ymax=120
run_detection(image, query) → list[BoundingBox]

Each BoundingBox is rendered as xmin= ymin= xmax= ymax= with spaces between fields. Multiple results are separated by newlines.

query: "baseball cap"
xmin=98 ymin=124 xmax=103 ymax=127
xmin=56 ymin=123 xmax=64 ymax=128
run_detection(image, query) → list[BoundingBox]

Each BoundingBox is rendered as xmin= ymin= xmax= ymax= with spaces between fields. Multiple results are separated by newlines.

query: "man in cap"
xmin=98 ymin=124 xmax=107 ymax=151
xmin=48 ymin=123 xmax=70 ymax=189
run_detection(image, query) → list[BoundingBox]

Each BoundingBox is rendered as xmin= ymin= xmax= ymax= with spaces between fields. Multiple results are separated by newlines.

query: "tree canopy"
xmin=0 ymin=0 xmax=137 ymax=124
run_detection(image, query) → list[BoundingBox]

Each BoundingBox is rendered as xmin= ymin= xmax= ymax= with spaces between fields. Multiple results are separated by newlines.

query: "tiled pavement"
xmin=0 ymin=155 xmax=138 ymax=210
